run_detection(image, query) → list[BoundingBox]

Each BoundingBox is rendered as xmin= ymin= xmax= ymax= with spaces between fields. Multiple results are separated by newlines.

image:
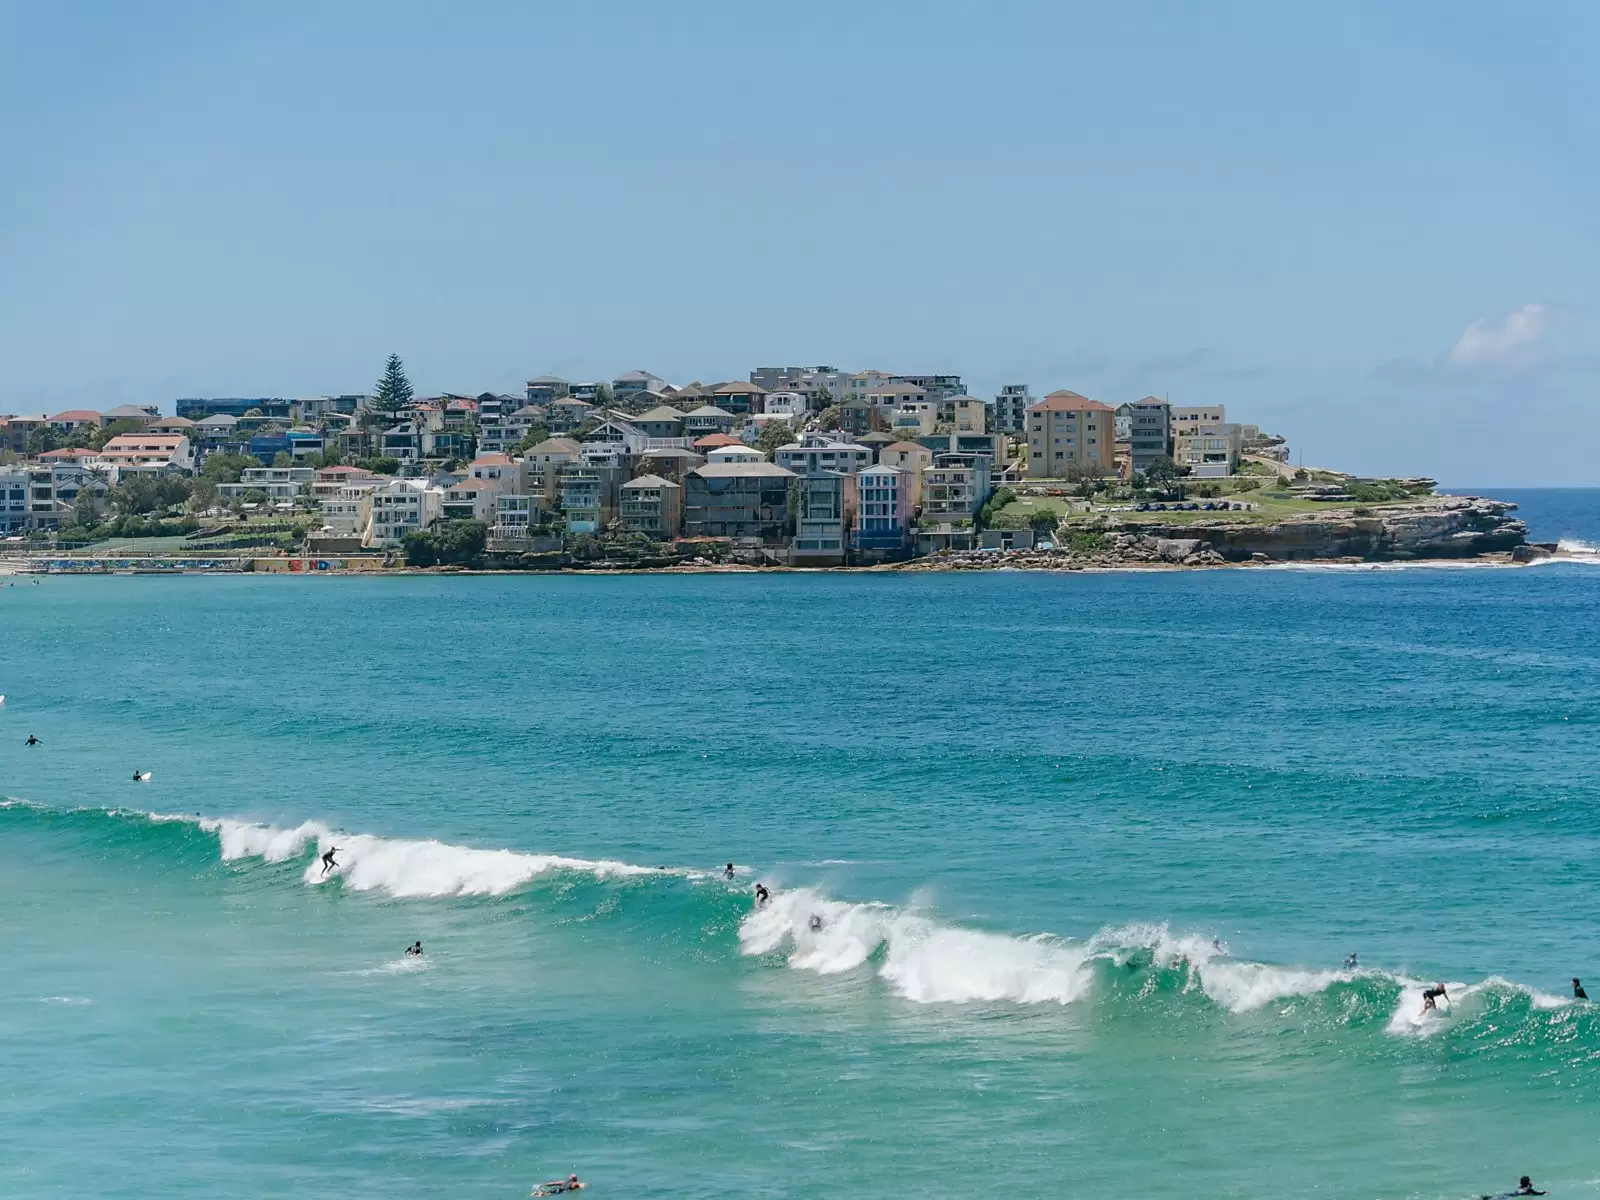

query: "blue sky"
xmin=2 ymin=1 xmax=1596 ymax=484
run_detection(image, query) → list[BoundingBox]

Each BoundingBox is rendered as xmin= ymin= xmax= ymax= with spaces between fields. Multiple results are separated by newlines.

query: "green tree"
xmin=26 ymin=426 xmax=62 ymax=455
xmin=976 ymin=486 xmax=1016 ymax=528
xmin=272 ymin=450 xmax=293 ymax=468
xmin=1143 ymin=454 xmax=1177 ymax=489
xmin=91 ymin=419 xmax=144 ymax=450
xmin=189 ymin=477 xmax=220 ymax=512
xmin=359 ymin=457 xmax=401 ymax=475
xmin=112 ymin=474 xmax=162 ymax=516
xmin=757 ymin=421 xmax=794 ymax=457
xmin=71 ymin=488 xmax=101 ymax=529
xmin=241 ymin=488 xmax=270 ymax=506
xmin=402 ymin=519 xmax=487 ymax=567
xmin=1028 ymin=509 xmax=1060 ymax=535
xmin=201 ymin=453 xmax=257 ymax=483
xmin=373 ymin=354 xmax=414 ymax=424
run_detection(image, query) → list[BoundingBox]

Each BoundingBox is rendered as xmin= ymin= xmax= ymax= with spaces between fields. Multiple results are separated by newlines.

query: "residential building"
xmin=749 ymin=366 xmax=811 ymax=392
xmin=916 ymin=431 xmax=1009 ymax=463
xmin=1170 ymin=405 xmax=1240 ymax=476
xmin=24 ymin=464 xmax=106 ymax=529
xmin=891 ymin=374 xmax=965 ymax=402
xmin=790 ymin=470 xmax=857 ymax=566
xmin=192 ymin=414 xmax=240 ymax=447
xmin=831 ymin=397 xmax=874 ymax=438
xmin=379 ymin=423 xmax=422 ymax=463
xmin=619 ymin=474 xmax=684 ymax=539
xmin=1026 ymin=391 xmax=1115 ymax=477
xmin=1125 ymin=397 xmax=1172 ymax=472
xmin=773 ymin=432 xmax=872 ymax=476
xmin=0 ymin=416 xmax=46 ymax=455
xmin=47 ymin=409 xmax=104 ymax=433
xmin=853 ymin=463 xmax=915 ymax=554
xmin=218 ymin=466 xmax=316 ymax=503
xmin=633 ymin=406 xmax=687 ymax=441
xmin=367 ymin=478 xmax=443 ymax=547
xmin=635 ymin=447 xmax=705 ymax=485
xmin=546 ymin=397 xmax=593 ymax=433
xmin=525 ymin=376 xmax=570 ymax=405
xmin=994 ymin=385 xmax=1031 ymax=434
xmin=567 ymin=382 xmax=606 ymax=402
xmin=917 ymin=452 xmax=992 ymax=554
xmin=762 ymin=391 xmax=811 ymax=419
xmin=681 ymin=405 xmax=736 ymax=437
xmin=706 ymin=444 xmax=765 ymax=465
xmin=559 ymin=465 xmax=609 ymax=534
xmin=712 ymin=380 xmax=768 ymax=415
xmin=102 ymin=403 xmax=160 ymax=426
xmin=146 ymin=416 xmax=197 ymax=437
xmin=175 ymin=397 xmax=293 ymax=421
xmin=1172 ymin=404 xmax=1226 ymax=438
xmin=319 ymin=481 xmax=381 ymax=538
xmin=613 ymin=370 xmax=667 ymax=399
xmin=879 ymin=441 xmax=933 ymax=503
xmin=684 ymin=461 xmax=797 ymax=543
xmin=311 ymin=465 xmax=379 ymax=500
xmin=0 ymin=466 xmax=30 ymax=534
xmin=692 ymin=432 xmax=743 ymax=455
xmin=95 ymin=433 xmax=195 ymax=474
xmin=949 ymin=396 xmax=988 ymax=433
xmin=835 ymin=370 xmax=894 ymax=406
xmin=441 ymin=477 xmax=503 ymax=523
xmin=864 ymin=380 xmax=925 ymax=416
xmin=890 ymin=404 xmax=938 ymax=439
xmin=468 ymin=452 xmax=521 ymax=492
xmin=854 ymin=431 xmax=897 ymax=463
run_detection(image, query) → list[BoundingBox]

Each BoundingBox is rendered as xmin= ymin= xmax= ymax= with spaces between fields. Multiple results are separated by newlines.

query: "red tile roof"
xmin=1030 ymin=390 xmax=1112 ymax=413
xmin=48 ymin=409 xmax=102 ymax=423
xmin=692 ymin=433 xmax=743 ymax=448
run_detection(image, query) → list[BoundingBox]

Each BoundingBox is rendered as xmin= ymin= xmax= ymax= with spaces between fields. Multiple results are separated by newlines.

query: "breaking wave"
xmin=4 ymin=800 xmax=1593 ymax=1048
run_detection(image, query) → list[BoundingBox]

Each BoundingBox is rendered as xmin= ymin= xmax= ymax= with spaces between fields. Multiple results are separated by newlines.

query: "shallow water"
xmin=3 ymin=518 xmax=1599 ymax=1198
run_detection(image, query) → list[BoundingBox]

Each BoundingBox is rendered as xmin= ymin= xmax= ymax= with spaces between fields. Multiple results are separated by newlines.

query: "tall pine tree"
xmin=372 ymin=354 xmax=414 ymax=424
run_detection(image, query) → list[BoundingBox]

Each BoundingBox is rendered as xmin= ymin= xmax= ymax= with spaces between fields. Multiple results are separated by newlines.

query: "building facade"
xmin=1026 ymin=391 xmax=1115 ymax=477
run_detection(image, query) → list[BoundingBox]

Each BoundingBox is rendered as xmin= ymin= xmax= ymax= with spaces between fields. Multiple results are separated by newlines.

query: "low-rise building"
xmin=0 ymin=466 xmax=30 ymax=534
xmin=613 ymin=370 xmax=667 ymax=399
xmin=773 ymin=432 xmax=872 ymax=476
xmin=864 ymin=380 xmax=925 ymax=416
xmin=47 ymin=409 xmax=104 ymax=433
xmin=1026 ymin=391 xmax=1115 ymax=477
xmin=890 ymin=404 xmax=938 ymax=438
xmin=218 ymin=466 xmax=316 ymax=503
xmin=559 ymin=466 xmax=609 ymax=534
xmin=619 ymin=474 xmax=683 ymax=539
xmin=23 ymin=464 xmax=106 ymax=529
xmin=441 ymin=477 xmax=503 ymax=523
xmin=684 ymin=461 xmax=796 ymax=543
xmin=878 ymin=441 xmax=934 ymax=503
xmin=681 ymin=405 xmax=736 ymax=437
xmin=95 ymin=433 xmax=195 ymax=474
xmin=319 ymin=480 xmax=381 ymax=537
xmin=950 ymin=396 xmax=989 ymax=433
xmin=546 ymin=397 xmax=593 ymax=433
xmin=1171 ymin=405 xmax=1240 ymax=476
xmin=525 ymin=376 xmax=570 ymax=406
xmin=633 ymin=406 xmax=687 ymax=441
xmin=712 ymin=380 xmax=768 ymax=415
xmin=367 ymin=478 xmax=443 ymax=547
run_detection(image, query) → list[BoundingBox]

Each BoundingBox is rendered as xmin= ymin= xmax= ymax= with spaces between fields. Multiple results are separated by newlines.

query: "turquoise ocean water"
xmin=3 ymin=490 xmax=1599 ymax=1199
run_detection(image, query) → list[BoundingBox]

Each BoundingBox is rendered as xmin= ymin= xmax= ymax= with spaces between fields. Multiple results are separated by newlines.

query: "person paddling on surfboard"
xmin=132 ymin=769 xmax=142 ymax=782
xmin=532 ymin=1173 xmax=584 ymax=1194
xmin=25 ymin=734 xmax=39 ymax=746
xmin=404 ymin=941 xmax=422 ymax=957
xmin=320 ymin=846 xmax=340 ymax=876
xmin=1575 ymin=978 xmax=1588 ymax=1000
xmin=1420 ymin=983 xmax=1448 ymax=1015
xmin=1482 ymin=1175 xmax=1546 ymax=1197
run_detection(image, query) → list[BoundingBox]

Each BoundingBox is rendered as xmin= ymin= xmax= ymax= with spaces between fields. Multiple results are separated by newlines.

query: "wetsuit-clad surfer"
xmin=723 ymin=862 xmax=736 ymax=880
xmin=754 ymin=883 xmax=770 ymax=906
xmin=1420 ymin=983 xmax=1448 ymax=1015
xmin=132 ymin=769 xmax=142 ymax=782
xmin=533 ymin=1174 xmax=584 ymax=1194
xmin=809 ymin=914 xmax=823 ymax=932
xmin=320 ymin=847 xmax=340 ymax=876
xmin=1575 ymin=978 xmax=1589 ymax=1000
xmin=25 ymin=734 xmax=39 ymax=746
xmin=404 ymin=941 xmax=423 ymax=957
xmin=1344 ymin=952 xmax=1359 ymax=969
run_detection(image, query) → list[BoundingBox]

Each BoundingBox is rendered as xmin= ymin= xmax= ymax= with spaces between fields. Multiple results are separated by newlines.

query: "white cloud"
xmin=1446 ymin=303 xmax=1551 ymax=367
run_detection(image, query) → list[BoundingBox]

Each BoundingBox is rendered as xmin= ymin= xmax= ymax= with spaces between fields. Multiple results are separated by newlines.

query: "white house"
xmin=366 ymin=478 xmax=444 ymax=547
xmin=773 ymin=432 xmax=873 ymax=475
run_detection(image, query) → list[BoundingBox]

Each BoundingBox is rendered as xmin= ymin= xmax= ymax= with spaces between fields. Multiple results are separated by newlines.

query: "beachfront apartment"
xmin=0 ymin=466 xmax=30 ymax=534
xmin=1026 ymin=391 xmax=1116 ymax=478
xmin=683 ymin=461 xmax=796 ymax=543
xmin=950 ymin=396 xmax=988 ymax=433
xmin=878 ymin=441 xmax=933 ymax=505
xmin=852 ymin=463 xmax=914 ymax=554
xmin=917 ymin=452 xmax=992 ymax=554
xmin=559 ymin=467 xmax=608 ymax=534
xmin=319 ymin=482 xmax=381 ymax=537
xmin=23 ymin=465 xmax=107 ymax=529
xmin=789 ymin=470 xmax=857 ymax=566
xmin=773 ymin=432 xmax=872 ymax=476
xmin=994 ymin=385 xmax=1031 ymax=435
xmin=441 ymin=477 xmax=503 ymax=524
xmin=620 ymin=474 xmax=684 ymax=539
xmin=366 ymin=479 xmax=443 ymax=547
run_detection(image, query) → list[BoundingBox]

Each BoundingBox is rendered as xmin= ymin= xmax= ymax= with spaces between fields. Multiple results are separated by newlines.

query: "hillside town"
xmin=0 ymin=359 xmax=1322 ymax=568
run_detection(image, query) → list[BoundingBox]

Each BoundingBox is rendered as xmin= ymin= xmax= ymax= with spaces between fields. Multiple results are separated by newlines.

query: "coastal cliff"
xmin=899 ymin=496 xmax=1529 ymax=571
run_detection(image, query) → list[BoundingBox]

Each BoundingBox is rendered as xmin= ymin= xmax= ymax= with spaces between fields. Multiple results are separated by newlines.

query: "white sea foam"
xmin=185 ymin=816 xmax=669 ymax=898
xmin=1556 ymin=538 xmax=1600 ymax=554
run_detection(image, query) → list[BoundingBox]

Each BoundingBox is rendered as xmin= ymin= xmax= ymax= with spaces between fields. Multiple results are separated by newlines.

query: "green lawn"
xmin=993 ymin=491 xmax=1441 ymax=528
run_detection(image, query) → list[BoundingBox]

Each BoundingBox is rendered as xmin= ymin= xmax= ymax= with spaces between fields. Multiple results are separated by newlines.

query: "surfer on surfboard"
xmin=532 ymin=1174 xmax=584 ymax=1194
xmin=1420 ymin=983 xmax=1448 ymax=1015
xmin=320 ymin=846 xmax=340 ymax=876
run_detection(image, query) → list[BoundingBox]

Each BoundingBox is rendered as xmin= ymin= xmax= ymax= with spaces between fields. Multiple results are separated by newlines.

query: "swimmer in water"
xmin=25 ymin=734 xmax=40 ymax=746
xmin=320 ymin=846 xmax=340 ymax=876
xmin=754 ymin=883 xmax=770 ymax=906
xmin=1482 ymin=1176 xmax=1546 ymax=1198
xmin=1344 ymin=952 xmax=1359 ymax=969
xmin=404 ymin=941 xmax=423 ymax=957
xmin=1420 ymin=983 xmax=1448 ymax=1015
xmin=809 ymin=914 xmax=823 ymax=932
xmin=723 ymin=862 xmax=735 ymax=880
